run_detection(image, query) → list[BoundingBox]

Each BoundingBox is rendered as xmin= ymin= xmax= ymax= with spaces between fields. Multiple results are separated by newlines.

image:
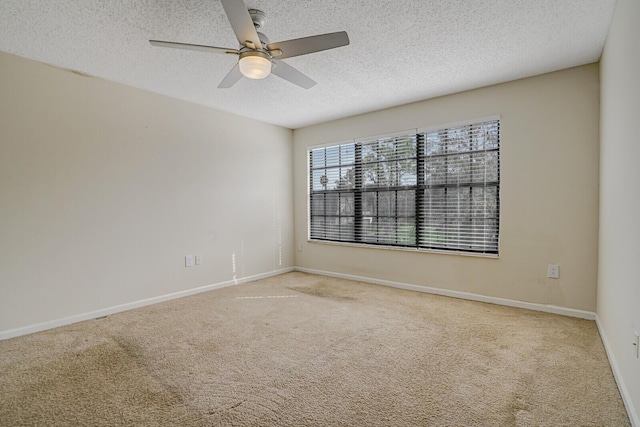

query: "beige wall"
xmin=598 ymin=0 xmax=640 ymax=423
xmin=0 ymin=52 xmax=294 ymax=333
xmin=294 ymin=64 xmax=600 ymax=312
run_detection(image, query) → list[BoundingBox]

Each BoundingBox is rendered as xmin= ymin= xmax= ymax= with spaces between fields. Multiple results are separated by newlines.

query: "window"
xmin=309 ymin=119 xmax=500 ymax=255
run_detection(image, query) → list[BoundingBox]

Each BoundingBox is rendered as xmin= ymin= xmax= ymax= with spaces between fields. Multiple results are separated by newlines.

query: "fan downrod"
xmin=248 ymin=9 xmax=266 ymax=29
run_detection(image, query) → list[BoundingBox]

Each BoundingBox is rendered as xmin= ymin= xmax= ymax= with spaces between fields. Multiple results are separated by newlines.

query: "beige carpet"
xmin=0 ymin=272 xmax=630 ymax=426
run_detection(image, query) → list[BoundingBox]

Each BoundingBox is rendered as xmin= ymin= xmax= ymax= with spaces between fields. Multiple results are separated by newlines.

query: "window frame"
xmin=308 ymin=117 xmax=501 ymax=257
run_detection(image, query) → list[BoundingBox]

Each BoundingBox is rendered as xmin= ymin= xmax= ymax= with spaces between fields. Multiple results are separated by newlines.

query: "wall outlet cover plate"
xmin=185 ymin=255 xmax=194 ymax=267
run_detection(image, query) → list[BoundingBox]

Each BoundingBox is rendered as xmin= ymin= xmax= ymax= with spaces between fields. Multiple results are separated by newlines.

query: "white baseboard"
xmin=596 ymin=316 xmax=639 ymax=427
xmin=294 ymin=267 xmax=596 ymax=320
xmin=0 ymin=267 xmax=294 ymax=341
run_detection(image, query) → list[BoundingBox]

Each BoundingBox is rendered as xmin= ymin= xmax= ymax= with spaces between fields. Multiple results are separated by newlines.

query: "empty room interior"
xmin=1 ymin=0 xmax=638 ymax=425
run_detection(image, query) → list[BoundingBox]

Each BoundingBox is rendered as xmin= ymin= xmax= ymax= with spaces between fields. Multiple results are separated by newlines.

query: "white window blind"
xmin=309 ymin=119 xmax=500 ymax=255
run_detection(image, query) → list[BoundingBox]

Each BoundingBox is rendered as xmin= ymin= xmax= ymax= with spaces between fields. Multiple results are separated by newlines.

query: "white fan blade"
xmin=218 ymin=63 xmax=244 ymax=88
xmin=221 ymin=0 xmax=262 ymax=49
xmin=267 ymin=32 xmax=349 ymax=60
xmin=150 ymin=40 xmax=237 ymax=55
xmin=271 ymin=60 xmax=316 ymax=89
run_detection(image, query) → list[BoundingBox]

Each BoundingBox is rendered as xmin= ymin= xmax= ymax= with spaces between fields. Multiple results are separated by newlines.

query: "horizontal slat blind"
xmin=309 ymin=119 xmax=499 ymax=254
xmin=419 ymin=120 xmax=500 ymax=253
xmin=358 ymin=134 xmax=417 ymax=245
xmin=310 ymin=143 xmax=357 ymax=242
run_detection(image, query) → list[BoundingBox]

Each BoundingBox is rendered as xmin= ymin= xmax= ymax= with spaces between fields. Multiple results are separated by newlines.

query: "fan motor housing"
xmin=257 ymin=32 xmax=270 ymax=47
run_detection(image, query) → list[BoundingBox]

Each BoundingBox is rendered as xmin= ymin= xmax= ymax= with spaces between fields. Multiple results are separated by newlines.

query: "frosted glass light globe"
xmin=239 ymin=53 xmax=271 ymax=79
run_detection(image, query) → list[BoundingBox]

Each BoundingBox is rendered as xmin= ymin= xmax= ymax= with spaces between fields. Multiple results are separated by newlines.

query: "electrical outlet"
xmin=195 ymin=255 xmax=202 ymax=265
xmin=297 ymin=243 xmax=303 ymax=252
xmin=547 ymin=264 xmax=559 ymax=279
xmin=185 ymin=255 xmax=194 ymax=267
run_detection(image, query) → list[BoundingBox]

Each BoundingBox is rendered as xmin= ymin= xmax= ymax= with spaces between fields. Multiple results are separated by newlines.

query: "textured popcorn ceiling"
xmin=0 ymin=1 xmax=616 ymax=129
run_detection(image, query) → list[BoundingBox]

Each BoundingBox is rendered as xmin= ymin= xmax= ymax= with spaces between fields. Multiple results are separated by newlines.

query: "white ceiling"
xmin=0 ymin=1 xmax=616 ymax=129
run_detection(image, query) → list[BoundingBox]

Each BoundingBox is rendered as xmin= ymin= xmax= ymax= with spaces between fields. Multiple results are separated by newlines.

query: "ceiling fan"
xmin=149 ymin=0 xmax=349 ymax=89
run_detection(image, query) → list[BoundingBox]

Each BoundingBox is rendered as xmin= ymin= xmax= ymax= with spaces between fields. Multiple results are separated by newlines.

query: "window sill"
xmin=307 ymin=239 xmax=499 ymax=259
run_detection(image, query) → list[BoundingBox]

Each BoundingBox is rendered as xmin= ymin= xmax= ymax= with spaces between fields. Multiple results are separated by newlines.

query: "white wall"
xmin=0 ymin=52 xmax=294 ymax=334
xmin=294 ymin=64 xmax=600 ymax=312
xmin=598 ymin=0 xmax=640 ymax=423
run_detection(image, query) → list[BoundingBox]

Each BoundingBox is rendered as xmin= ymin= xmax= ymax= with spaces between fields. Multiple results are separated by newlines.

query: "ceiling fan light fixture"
xmin=150 ymin=1 xmax=350 ymax=89
xmin=239 ymin=51 xmax=271 ymax=79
